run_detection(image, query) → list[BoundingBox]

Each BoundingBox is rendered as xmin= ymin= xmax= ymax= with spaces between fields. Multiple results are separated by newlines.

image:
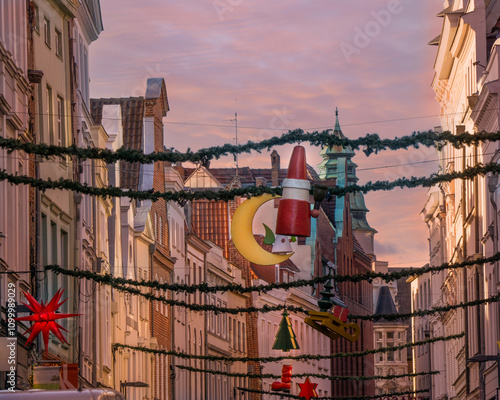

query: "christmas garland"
xmin=46 ymin=250 xmax=500 ymax=292
xmin=112 ymin=332 xmax=463 ymax=363
xmin=0 ymin=169 xmax=281 ymax=203
xmin=52 ymin=262 xmax=500 ymax=318
xmin=2 ymin=129 xmax=499 ymax=163
xmin=351 ymin=291 xmax=500 ymax=321
xmin=236 ymin=387 xmax=429 ymax=400
xmin=45 ymin=264 xmax=335 ymax=294
xmin=332 ymin=251 xmax=500 ymax=283
xmin=175 ymin=364 xmax=439 ymax=382
xmin=51 ymin=270 xmax=306 ymax=314
xmin=3 ymin=161 xmax=500 ymax=203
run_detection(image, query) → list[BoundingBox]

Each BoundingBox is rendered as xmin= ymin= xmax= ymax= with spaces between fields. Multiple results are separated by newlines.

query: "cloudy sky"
xmin=90 ymin=0 xmax=444 ymax=268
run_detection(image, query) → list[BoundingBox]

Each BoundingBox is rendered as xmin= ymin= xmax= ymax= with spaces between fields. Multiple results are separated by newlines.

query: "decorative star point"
xmin=15 ymin=289 xmax=80 ymax=352
xmin=297 ymin=377 xmax=318 ymax=400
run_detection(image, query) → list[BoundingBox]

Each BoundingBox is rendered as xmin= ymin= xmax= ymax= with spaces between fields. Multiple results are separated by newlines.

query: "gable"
xmin=184 ymin=167 xmax=225 ymax=189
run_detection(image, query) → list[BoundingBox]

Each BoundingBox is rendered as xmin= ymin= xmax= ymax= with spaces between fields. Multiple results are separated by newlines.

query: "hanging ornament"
xmin=305 ymin=257 xmax=360 ymax=342
xmin=231 ymin=193 xmax=293 ymax=265
xmin=272 ymin=309 xmax=300 ymax=352
xmin=297 ymin=377 xmax=318 ymax=400
xmin=276 ymin=145 xmax=321 ymax=238
xmin=271 ymin=364 xmax=293 ymax=392
xmin=305 ymin=307 xmax=360 ymax=343
xmin=15 ymin=289 xmax=81 ymax=352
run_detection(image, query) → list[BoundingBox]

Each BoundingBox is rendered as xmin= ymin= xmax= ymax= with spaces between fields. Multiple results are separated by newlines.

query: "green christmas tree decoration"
xmin=272 ymin=310 xmax=300 ymax=352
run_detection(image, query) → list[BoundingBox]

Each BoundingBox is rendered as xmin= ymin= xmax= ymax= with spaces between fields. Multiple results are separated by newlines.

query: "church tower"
xmin=318 ymin=108 xmax=377 ymax=257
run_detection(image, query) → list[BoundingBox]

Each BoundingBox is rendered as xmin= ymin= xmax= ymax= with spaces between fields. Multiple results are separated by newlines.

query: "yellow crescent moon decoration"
xmin=231 ymin=193 xmax=293 ymax=266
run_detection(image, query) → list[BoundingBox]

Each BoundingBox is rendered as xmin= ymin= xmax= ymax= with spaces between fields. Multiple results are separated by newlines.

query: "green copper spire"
xmin=318 ymin=108 xmax=376 ymax=233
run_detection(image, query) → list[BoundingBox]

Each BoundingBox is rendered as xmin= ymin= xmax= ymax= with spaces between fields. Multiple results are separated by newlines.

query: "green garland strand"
xmin=236 ymin=387 xmax=429 ymax=400
xmin=333 ymin=252 xmax=500 ymax=283
xmin=2 ymin=130 xmax=500 ymax=163
xmin=46 ymin=251 xmax=500 ymax=293
xmin=175 ymin=364 xmax=438 ymax=382
xmin=327 ymin=162 xmax=500 ymax=197
xmin=112 ymin=332 xmax=463 ymax=363
xmin=53 ymin=270 xmax=306 ymax=314
xmin=2 ymin=161 xmax=500 ymax=203
xmin=53 ymin=262 xmax=500 ymax=318
xmin=351 ymin=291 xmax=500 ymax=321
xmin=44 ymin=264 xmax=334 ymax=294
xmin=0 ymin=169 xmax=280 ymax=203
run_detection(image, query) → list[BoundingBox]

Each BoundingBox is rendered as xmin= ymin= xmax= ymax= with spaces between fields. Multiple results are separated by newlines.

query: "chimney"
xmin=271 ymin=150 xmax=280 ymax=187
xmin=255 ymin=177 xmax=267 ymax=187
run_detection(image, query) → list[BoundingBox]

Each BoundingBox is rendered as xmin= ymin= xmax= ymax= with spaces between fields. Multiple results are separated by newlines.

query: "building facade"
xmin=0 ymin=0 xmax=33 ymax=389
xmin=419 ymin=1 xmax=500 ymax=399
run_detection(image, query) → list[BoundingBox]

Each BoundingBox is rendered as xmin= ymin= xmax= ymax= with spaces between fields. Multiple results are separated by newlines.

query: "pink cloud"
xmin=90 ymin=0 xmax=444 ymax=267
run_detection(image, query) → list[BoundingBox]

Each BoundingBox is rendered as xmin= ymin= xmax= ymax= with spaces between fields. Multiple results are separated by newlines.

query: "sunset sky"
xmin=90 ymin=0 xmax=444 ymax=268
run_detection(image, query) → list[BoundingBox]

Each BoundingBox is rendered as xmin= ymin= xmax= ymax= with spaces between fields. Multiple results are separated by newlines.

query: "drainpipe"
xmin=92 ymin=158 xmax=97 ymax=387
xmin=474 ymin=144 xmax=485 ymax=400
xmin=204 ymin=249 xmax=208 ymax=399
xmin=488 ymin=174 xmax=500 ymax=396
xmin=462 ymin=143 xmax=470 ymax=396
xmin=170 ymin=268 xmax=175 ymax=400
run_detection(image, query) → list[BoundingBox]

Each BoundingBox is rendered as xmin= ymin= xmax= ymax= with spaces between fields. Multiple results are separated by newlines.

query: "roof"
xmin=182 ymin=165 xmax=319 ymax=189
xmin=319 ymin=197 xmax=338 ymax=227
xmin=91 ymin=97 xmax=145 ymax=190
xmin=375 ymin=286 xmax=398 ymax=316
xmin=353 ymin=236 xmax=371 ymax=263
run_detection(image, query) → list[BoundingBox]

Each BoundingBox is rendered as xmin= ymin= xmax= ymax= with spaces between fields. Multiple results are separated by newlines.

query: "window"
xmin=46 ymin=85 xmax=53 ymax=144
xmin=44 ymin=17 xmax=50 ymax=46
xmin=32 ymin=3 xmax=39 ymax=32
xmin=376 ymin=332 xmax=383 ymax=341
xmin=55 ymin=28 xmax=62 ymax=57
xmin=377 ymin=343 xmax=383 ymax=362
xmin=159 ymin=216 xmax=163 ymax=244
xmin=387 ymin=343 xmax=394 ymax=361
xmin=56 ymin=96 xmax=64 ymax=146
xmin=387 ymin=332 xmax=394 ymax=340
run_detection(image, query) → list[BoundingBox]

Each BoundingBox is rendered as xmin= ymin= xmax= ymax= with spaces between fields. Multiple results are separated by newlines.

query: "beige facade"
xmin=0 ymin=0 xmax=32 ymax=389
xmin=420 ymin=1 xmax=500 ymax=399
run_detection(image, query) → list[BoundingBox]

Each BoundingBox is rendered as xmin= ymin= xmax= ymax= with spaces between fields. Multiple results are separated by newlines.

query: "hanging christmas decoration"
xmin=271 ymin=364 xmax=293 ymax=392
xmin=272 ymin=309 xmax=300 ymax=351
xmin=305 ymin=258 xmax=360 ymax=342
xmin=15 ymin=289 xmax=81 ymax=352
xmin=305 ymin=308 xmax=360 ymax=342
xmin=230 ymin=193 xmax=293 ymax=265
xmin=297 ymin=377 xmax=318 ymax=400
xmin=275 ymin=145 xmax=320 ymax=238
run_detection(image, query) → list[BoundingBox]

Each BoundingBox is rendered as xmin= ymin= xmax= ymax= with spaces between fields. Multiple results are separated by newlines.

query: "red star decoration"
xmin=15 ymin=289 xmax=80 ymax=352
xmin=297 ymin=377 xmax=318 ymax=400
